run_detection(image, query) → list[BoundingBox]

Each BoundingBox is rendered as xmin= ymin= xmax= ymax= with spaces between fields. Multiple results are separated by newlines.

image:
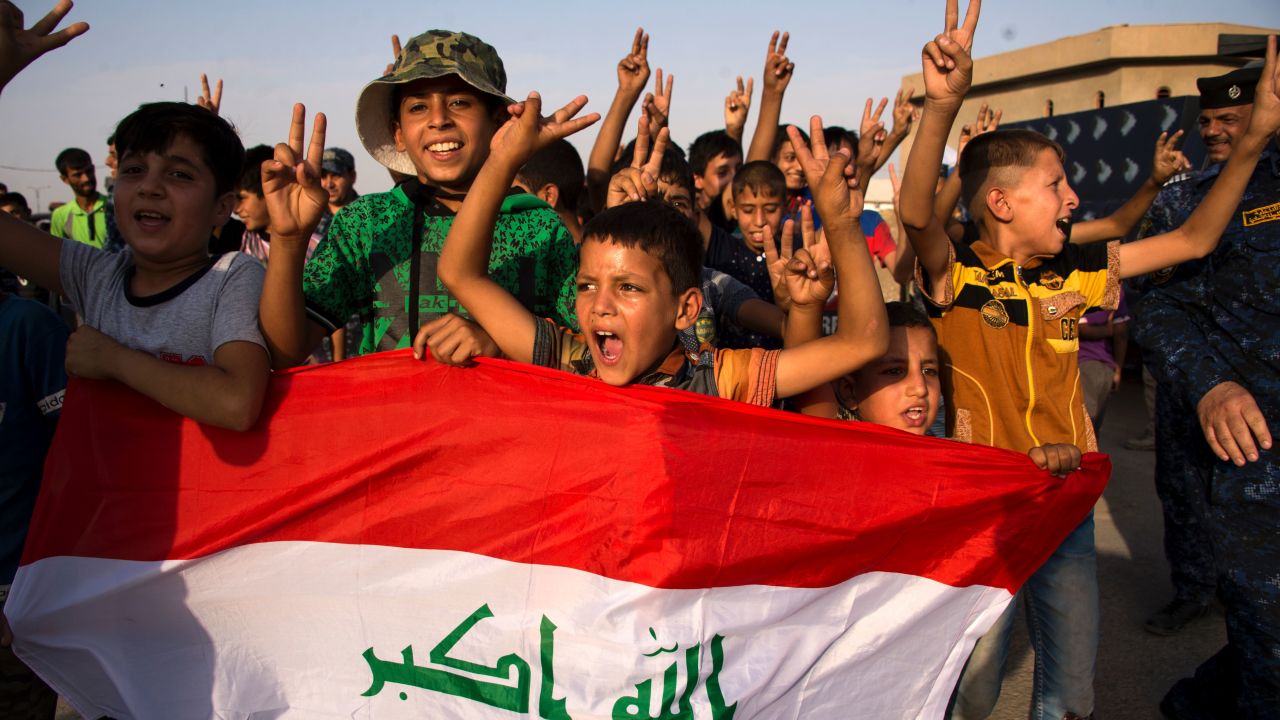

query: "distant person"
xmin=318 ymin=147 xmax=358 ymax=238
xmin=100 ymin=132 xmax=124 ymax=252
xmin=50 ymin=147 xmax=106 ymax=249
xmin=0 ymin=287 xmax=68 ymax=720
xmin=0 ymin=191 xmax=31 ymax=222
xmin=514 ymin=138 xmax=586 ymax=244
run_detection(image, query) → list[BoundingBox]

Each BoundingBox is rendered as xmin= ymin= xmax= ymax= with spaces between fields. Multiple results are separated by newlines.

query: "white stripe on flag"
xmin=12 ymin=541 xmax=1011 ymax=719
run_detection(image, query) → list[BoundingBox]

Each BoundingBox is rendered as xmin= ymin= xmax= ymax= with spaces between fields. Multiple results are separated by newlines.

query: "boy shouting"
xmin=437 ymin=89 xmax=888 ymax=406
xmin=898 ymin=1 xmax=1280 ymax=717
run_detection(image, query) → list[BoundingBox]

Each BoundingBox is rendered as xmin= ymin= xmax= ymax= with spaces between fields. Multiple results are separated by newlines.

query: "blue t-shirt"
xmin=0 ymin=296 xmax=68 ymax=585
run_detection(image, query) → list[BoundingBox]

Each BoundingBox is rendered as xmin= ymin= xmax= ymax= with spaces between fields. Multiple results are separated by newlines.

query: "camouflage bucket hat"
xmin=356 ymin=29 xmax=514 ymax=175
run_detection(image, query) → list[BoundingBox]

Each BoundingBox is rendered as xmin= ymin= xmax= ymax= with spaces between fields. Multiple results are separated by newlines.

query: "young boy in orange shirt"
xmin=436 ymin=93 xmax=889 ymax=405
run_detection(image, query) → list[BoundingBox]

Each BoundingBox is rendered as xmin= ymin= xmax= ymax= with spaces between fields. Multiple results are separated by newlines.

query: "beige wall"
xmin=898 ymin=22 xmax=1279 ymax=164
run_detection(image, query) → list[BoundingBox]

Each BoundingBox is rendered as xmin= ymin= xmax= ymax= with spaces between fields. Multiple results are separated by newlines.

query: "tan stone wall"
xmin=897 ymin=22 xmax=1279 ymax=165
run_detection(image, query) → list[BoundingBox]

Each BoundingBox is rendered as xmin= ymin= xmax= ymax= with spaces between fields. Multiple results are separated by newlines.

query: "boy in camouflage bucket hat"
xmin=259 ymin=30 xmax=579 ymax=367
xmin=356 ymin=30 xmax=514 ymax=176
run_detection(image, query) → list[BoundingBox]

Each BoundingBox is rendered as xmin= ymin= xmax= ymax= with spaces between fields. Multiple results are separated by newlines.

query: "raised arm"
xmin=874 ymin=87 xmax=918 ymax=174
xmin=0 ymin=0 xmax=88 ymax=291
xmin=899 ymin=0 xmax=981 ymax=296
xmin=436 ymin=93 xmax=599 ymax=364
xmin=765 ymin=207 xmax=841 ymax=417
xmin=1119 ymin=36 xmax=1280 ymax=279
xmin=586 ymin=28 xmax=650 ymax=213
xmin=745 ymin=31 xmax=793 ymax=163
xmin=886 ymin=162 xmax=917 ymax=286
xmin=258 ymin=104 xmax=330 ymax=369
xmin=1071 ymin=130 xmax=1189 ymax=244
xmin=774 ymin=118 xmax=890 ymax=398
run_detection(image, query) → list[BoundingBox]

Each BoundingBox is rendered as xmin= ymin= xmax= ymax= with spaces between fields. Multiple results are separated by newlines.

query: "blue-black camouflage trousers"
xmin=1154 ymin=382 xmax=1216 ymax=603
xmin=1202 ymin=447 xmax=1280 ymax=719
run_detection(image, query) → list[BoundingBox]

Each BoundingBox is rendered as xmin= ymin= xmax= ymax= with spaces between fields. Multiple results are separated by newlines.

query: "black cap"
xmin=1197 ymin=64 xmax=1262 ymax=110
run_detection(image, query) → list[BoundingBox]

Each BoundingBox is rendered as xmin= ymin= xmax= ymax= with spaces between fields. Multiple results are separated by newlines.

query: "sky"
xmin=1 ymin=0 xmax=1277 ymax=210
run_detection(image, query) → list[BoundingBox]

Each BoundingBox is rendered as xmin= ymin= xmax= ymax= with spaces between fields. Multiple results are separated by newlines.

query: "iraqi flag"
xmin=8 ymin=350 xmax=1107 ymax=719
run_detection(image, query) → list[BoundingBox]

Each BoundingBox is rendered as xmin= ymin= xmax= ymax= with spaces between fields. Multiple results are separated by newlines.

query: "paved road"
xmin=54 ymin=375 xmax=1226 ymax=719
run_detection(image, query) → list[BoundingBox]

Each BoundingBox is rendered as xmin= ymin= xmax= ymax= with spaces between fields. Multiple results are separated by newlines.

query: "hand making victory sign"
xmin=1150 ymin=129 xmax=1190 ymax=184
xmin=763 ymin=31 xmax=794 ymax=94
xmin=196 ymin=73 xmax=222 ymax=115
xmin=0 ymin=0 xmax=88 ymax=94
xmin=643 ymin=68 xmax=673 ymax=137
xmin=724 ymin=75 xmax=753 ymax=141
xmin=383 ymin=33 xmax=401 ymax=75
xmin=957 ymin=101 xmax=1001 ymax=153
xmin=889 ymin=86 xmax=919 ymax=141
xmin=489 ymin=92 xmax=600 ymax=172
xmin=764 ymin=203 xmax=833 ymax=313
xmin=606 ymin=112 xmax=670 ymax=207
xmin=788 ymin=116 xmax=863 ymax=225
xmin=617 ymin=27 xmax=651 ymax=99
xmin=262 ymin=104 xmax=328 ymax=243
xmin=921 ymin=0 xmax=981 ymax=108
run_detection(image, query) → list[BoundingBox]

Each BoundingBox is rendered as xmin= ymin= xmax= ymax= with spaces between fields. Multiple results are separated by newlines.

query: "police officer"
xmin=1132 ymin=74 xmax=1252 ymax=639
xmin=1135 ymin=60 xmax=1280 ymax=719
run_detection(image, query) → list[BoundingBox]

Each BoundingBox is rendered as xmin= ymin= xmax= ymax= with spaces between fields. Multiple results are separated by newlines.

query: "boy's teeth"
xmin=428 ymin=142 xmax=461 ymax=152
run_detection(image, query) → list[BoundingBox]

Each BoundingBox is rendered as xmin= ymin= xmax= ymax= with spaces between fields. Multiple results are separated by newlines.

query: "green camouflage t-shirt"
xmin=302 ymin=186 xmax=578 ymax=356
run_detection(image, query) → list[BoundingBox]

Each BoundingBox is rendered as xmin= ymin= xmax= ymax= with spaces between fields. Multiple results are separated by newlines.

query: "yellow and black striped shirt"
xmin=918 ymin=238 xmax=1119 ymax=454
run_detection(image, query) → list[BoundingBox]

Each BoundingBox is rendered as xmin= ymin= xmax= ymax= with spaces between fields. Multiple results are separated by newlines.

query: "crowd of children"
xmin=2 ymin=0 xmax=1279 ymax=717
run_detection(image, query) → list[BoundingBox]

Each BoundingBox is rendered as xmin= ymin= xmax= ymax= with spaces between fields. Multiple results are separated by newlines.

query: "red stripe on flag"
xmin=23 ymin=350 xmax=1107 ymax=593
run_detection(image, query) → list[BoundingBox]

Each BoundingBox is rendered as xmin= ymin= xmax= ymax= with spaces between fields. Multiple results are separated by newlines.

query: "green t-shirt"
xmin=303 ymin=185 xmax=578 ymax=356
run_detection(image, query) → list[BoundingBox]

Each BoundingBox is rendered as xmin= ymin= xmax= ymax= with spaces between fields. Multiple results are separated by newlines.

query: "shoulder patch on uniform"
xmin=1242 ymin=201 xmax=1280 ymax=227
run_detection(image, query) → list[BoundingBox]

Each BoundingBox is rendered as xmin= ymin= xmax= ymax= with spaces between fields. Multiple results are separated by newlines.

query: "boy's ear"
xmin=393 ymin=121 xmax=406 ymax=153
xmin=212 ymin=191 xmax=237 ymax=229
xmin=986 ymin=186 xmax=1013 ymax=223
xmin=834 ymin=375 xmax=859 ymax=412
xmin=693 ymin=173 xmax=705 ymax=192
xmin=535 ymin=183 xmax=560 ymax=209
xmin=672 ymin=286 xmax=704 ymax=332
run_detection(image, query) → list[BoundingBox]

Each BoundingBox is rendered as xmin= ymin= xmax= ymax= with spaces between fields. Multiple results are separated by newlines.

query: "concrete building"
xmin=899 ymin=22 xmax=1279 ymax=160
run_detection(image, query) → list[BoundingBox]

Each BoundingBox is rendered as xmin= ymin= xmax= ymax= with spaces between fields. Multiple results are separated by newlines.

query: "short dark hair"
xmin=515 ymin=139 xmax=584 ymax=213
xmin=55 ymin=148 xmax=92 ymax=175
xmin=771 ymin=125 xmax=809 ymax=161
xmin=688 ymin=130 xmax=742 ymax=176
xmin=823 ymin=126 xmax=859 ymax=161
xmin=657 ymin=150 xmax=693 ymax=197
xmin=613 ymin=136 xmax=687 ymax=177
xmin=113 ymin=102 xmax=245 ymax=197
xmin=885 ymin=301 xmax=936 ymax=337
xmin=959 ymin=129 xmax=1064 ymax=217
xmin=580 ymin=199 xmax=703 ymax=293
xmin=238 ymin=145 xmax=275 ymax=197
xmin=0 ymin=191 xmax=30 ymax=212
xmin=732 ymin=160 xmax=786 ymax=201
